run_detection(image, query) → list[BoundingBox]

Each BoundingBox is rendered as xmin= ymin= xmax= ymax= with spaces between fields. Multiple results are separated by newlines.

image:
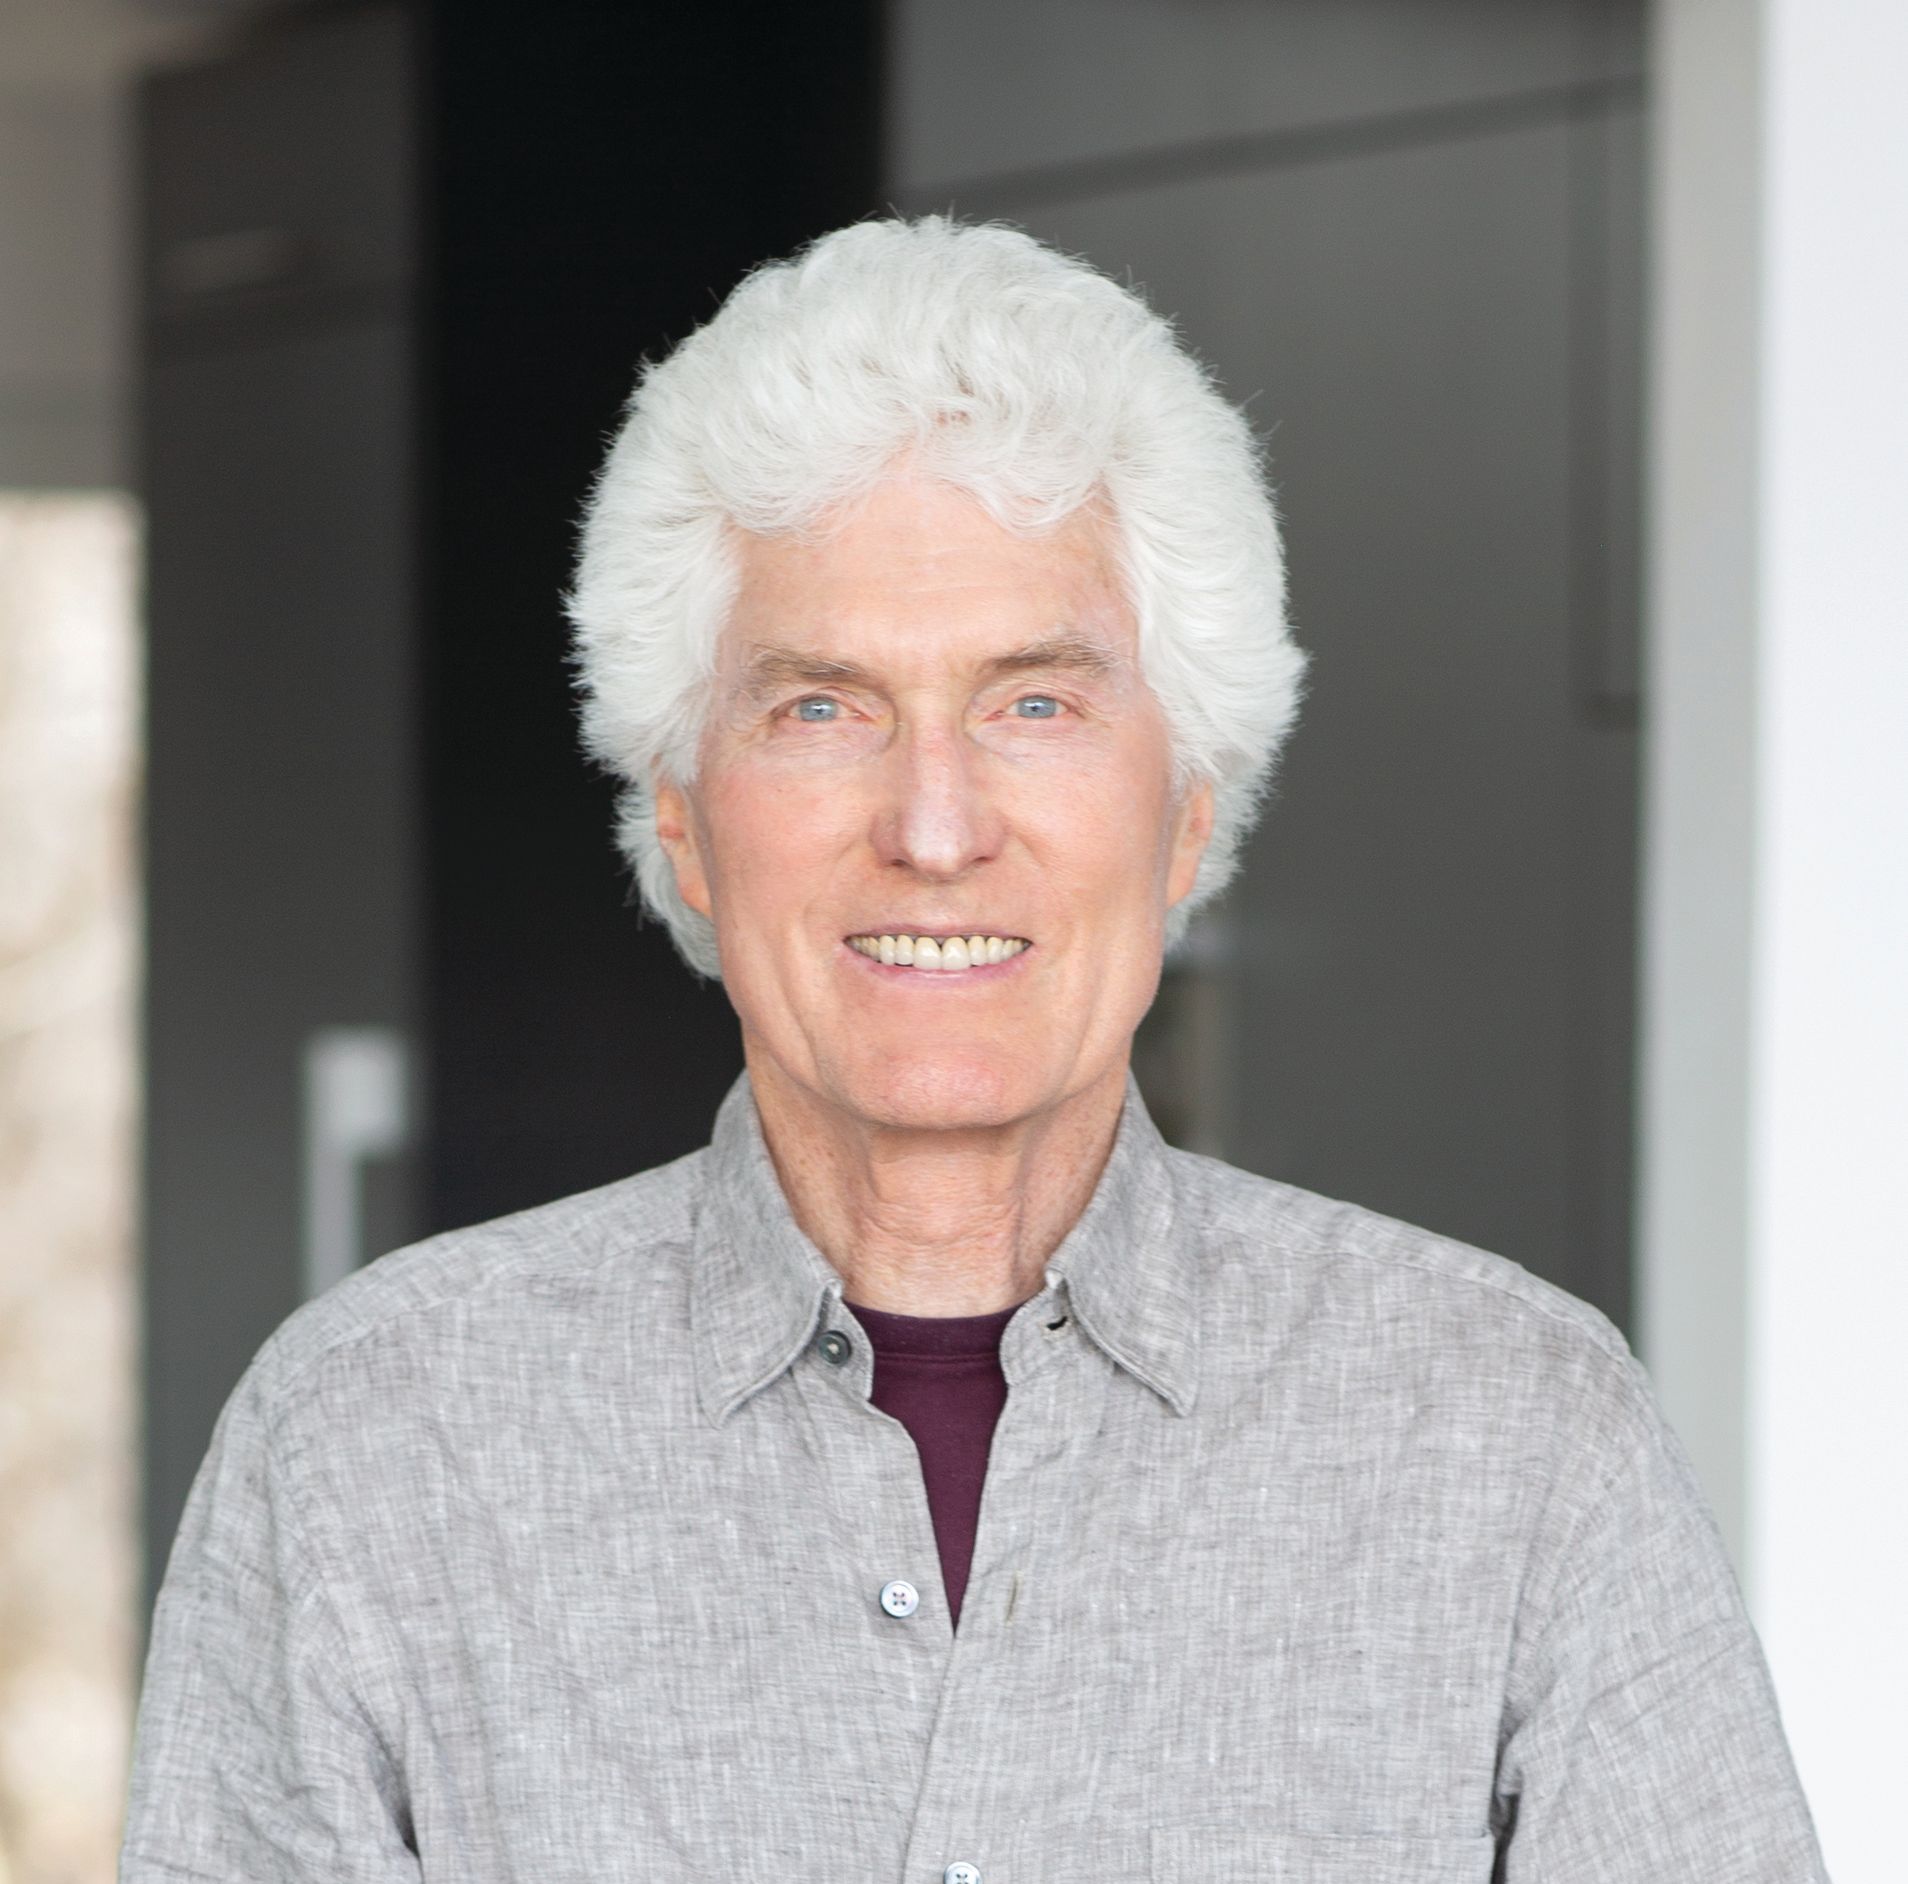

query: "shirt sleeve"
xmin=1494 ymin=1364 xmax=1830 ymax=1880
xmin=120 ymin=1359 xmax=420 ymax=1882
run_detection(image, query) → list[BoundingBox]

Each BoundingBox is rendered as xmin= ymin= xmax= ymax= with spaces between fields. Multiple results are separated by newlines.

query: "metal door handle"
xmin=301 ymin=1027 xmax=410 ymax=1301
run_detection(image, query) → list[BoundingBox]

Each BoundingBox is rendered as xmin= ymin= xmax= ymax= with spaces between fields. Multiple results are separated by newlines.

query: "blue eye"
xmin=792 ymin=697 xmax=841 ymax=722
xmin=1011 ymin=695 xmax=1062 ymax=719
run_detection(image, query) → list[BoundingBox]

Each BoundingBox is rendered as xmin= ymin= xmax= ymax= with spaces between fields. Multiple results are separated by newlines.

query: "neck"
xmin=746 ymin=1056 xmax=1129 ymax=1316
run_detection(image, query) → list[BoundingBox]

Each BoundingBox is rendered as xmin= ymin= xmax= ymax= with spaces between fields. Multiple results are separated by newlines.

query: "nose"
xmin=871 ymin=722 xmax=1005 ymax=880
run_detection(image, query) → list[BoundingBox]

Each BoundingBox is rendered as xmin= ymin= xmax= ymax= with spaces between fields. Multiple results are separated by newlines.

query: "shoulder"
xmin=1166 ymin=1146 xmax=1656 ymax=1462
xmin=1168 ymin=1144 xmax=1632 ymax=1361
xmin=240 ymin=1145 xmax=709 ymax=1426
xmin=160 ymin=1149 xmax=714 ymax=1606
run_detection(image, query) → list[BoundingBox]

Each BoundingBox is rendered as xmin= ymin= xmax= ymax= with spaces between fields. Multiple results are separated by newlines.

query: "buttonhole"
xmin=1045 ymin=1315 xmax=1068 ymax=1331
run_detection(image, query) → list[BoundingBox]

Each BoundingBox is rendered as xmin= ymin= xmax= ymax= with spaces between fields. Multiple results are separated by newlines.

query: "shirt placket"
xmin=795 ymin=1279 xmax=1109 ymax=1884
xmin=786 ymin=1298 xmax=960 ymax=1832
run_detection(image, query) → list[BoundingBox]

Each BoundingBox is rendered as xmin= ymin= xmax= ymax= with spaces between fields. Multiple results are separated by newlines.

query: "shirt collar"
xmin=689 ymin=1070 xmax=1199 ymax=1426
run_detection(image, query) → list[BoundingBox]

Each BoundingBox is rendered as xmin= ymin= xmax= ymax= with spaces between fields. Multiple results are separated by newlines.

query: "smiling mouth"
xmin=846 ymin=932 xmax=1030 ymax=972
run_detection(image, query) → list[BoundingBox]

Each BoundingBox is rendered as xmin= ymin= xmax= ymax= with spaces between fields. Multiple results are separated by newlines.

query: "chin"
xmin=827 ymin=1048 xmax=1048 ymax=1133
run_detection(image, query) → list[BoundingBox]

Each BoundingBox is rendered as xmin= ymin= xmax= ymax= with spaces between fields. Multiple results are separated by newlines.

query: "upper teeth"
xmin=848 ymin=933 xmax=1029 ymax=970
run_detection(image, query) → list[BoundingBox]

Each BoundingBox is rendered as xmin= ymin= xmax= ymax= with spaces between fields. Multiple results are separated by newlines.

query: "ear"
xmin=654 ymin=778 xmax=714 ymax=920
xmin=1165 ymin=777 xmax=1215 ymax=909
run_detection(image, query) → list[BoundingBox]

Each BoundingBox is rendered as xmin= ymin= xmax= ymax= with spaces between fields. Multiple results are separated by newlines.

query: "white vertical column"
xmin=1640 ymin=0 xmax=1764 ymax=1567
xmin=1643 ymin=5 xmax=1908 ymax=1878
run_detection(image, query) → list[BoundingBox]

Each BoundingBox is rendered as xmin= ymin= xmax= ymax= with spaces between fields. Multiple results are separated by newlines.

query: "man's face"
xmin=656 ymin=472 xmax=1213 ymax=1134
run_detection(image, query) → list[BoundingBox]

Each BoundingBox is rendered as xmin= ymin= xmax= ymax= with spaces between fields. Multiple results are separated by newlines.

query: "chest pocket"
xmin=1148 ymin=1828 xmax=1496 ymax=1882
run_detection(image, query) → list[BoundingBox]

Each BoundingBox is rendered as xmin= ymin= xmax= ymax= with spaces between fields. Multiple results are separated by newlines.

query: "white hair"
xmin=566 ymin=215 xmax=1306 ymax=978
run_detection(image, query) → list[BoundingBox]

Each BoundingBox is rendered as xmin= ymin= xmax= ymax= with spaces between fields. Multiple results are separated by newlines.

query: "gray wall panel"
xmin=890 ymin=0 xmax=1643 ymax=196
xmin=143 ymin=6 xmax=413 ymax=317
xmin=141 ymin=314 xmax=418 ymax=1583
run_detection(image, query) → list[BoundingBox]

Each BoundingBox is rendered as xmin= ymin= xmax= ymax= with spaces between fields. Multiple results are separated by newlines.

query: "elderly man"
xmin=123 ymin=219 xmax=1824 ymax=1881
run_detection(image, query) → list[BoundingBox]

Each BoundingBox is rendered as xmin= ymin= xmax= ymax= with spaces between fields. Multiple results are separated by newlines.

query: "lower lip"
xmin=839 ymin=942 xmax=1032 ymax=984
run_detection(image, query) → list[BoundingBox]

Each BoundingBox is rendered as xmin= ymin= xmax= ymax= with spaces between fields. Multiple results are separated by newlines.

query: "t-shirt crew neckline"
xmin=844 ymin=1297 xmax=1030 ymax=1359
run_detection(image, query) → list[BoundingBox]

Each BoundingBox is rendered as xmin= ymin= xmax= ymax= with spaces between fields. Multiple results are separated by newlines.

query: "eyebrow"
xmin=735 ymin=632 xmax=1123 ymax=701
xmin=983 ymin=633 xmax=1122 ymax=680
xmin=736 ymin=648 xmax=869 ymax=698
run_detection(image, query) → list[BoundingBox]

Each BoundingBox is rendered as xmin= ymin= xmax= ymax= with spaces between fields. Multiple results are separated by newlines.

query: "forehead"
xmin=722 ymin=475 xmax=1134 ymax=672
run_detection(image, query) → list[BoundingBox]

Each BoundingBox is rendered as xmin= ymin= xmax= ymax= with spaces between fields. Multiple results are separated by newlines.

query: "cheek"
xmin=1018 ymin=767 xmax=1177 ymax=901
xmin=699 ymin=769 xmax=863 ymax=914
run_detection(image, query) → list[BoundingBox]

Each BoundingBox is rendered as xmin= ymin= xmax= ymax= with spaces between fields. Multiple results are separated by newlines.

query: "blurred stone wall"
xmin=0 ymin=494 xmax=138 ymax=1884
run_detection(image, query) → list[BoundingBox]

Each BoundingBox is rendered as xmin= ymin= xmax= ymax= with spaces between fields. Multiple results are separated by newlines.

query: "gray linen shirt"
xmin=122 ymin=1075 xmax=1827 ymax=1882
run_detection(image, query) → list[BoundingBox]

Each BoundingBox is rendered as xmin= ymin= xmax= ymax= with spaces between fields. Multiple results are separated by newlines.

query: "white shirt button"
xmin=944 ymin=1865 xmax=982 ymax=1884
xmin=878 ymin=1578 xmax=920 ymax=1618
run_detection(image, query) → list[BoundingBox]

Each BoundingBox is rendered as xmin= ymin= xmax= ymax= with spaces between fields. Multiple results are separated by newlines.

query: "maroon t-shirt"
xmin=845 ymin=1297 xmax=1029 ymax=1629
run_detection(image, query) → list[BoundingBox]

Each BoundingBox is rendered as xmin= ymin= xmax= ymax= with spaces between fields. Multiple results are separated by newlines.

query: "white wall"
xmin=1642 ymin=3 xmax=1908 ymax=1877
